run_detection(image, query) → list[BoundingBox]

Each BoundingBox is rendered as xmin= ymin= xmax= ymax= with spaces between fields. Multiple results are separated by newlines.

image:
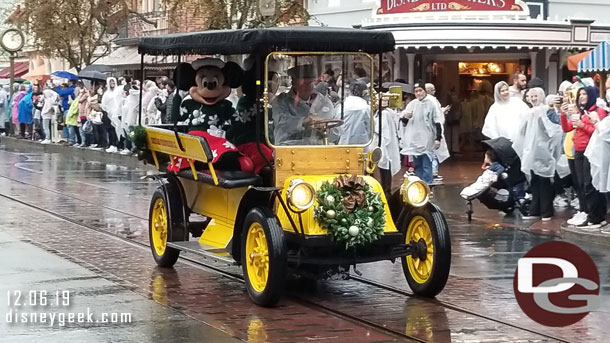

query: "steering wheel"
xmin=310 ymin=119 xmax=344 ymax=130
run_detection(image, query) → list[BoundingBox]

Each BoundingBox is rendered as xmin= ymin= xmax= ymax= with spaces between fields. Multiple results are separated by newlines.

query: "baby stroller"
xmin=461 ymin=137 xmax=529 ymax=222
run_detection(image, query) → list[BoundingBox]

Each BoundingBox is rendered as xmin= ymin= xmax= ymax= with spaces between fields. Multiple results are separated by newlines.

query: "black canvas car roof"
xmin=138 ymin=26 xmax=395 ymax=56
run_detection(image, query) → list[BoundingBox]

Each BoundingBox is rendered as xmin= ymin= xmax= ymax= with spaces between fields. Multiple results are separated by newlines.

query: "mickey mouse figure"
xmin=168 ymin=57 xmax=255 ymax=172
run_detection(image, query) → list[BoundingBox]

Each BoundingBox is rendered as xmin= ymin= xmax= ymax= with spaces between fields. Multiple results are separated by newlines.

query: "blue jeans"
xmin=413 ymin=155 xmax=433 ymax=184
xmin=67 ymin=125 xmax=76 ymax=144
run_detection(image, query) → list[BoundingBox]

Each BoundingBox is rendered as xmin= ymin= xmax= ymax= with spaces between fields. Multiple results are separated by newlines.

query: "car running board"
xmin=166 ymin=241 xmax=237 ymax=266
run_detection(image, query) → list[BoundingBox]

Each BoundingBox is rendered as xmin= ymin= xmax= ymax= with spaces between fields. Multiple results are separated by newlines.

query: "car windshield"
xmin=266 ymin=53 xmax=376 ymax=147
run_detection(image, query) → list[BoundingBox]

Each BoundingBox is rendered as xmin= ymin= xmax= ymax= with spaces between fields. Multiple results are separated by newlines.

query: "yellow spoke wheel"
xmin=401 ymin=208 xmax=451 ymax=298
xmin=151 ymin=198 xmax=168 ymax=256
xmin=241 ymin=207 xmax=286 ymax=307
xmin=148 ymin=185 xmax=184 ymax=267
xmin=245 ymin=223 xmax=270 ymax=293
xmin=405 ymin=216 xmax=434 ymax=284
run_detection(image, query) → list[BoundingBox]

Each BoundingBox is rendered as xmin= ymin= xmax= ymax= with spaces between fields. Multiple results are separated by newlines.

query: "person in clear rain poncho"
xmin=520 ymin=87 xmax=563 ymax=221
xmin=334 ymin=80 xmax=370 ymax=145
xmin=399 ymin=81 xmax=443 ymax=184
xmin=482 ymin=81 xmax=530 ymax=157
xmin=101 ymin=77 xmax=125 ymax=153
xmin=585 ymin=109 xmax=610 ymax=195
xmin=271 ymin=64 xmax=335 ymax=145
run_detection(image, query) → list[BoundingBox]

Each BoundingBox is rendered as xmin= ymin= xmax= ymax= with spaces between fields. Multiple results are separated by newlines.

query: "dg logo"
xmin=513 ymin=241 xmax=600 ymax=327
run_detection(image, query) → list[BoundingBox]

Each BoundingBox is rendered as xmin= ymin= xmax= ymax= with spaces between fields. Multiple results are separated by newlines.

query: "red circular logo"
xmin=513 ymin=241 xmax=600 ymax=327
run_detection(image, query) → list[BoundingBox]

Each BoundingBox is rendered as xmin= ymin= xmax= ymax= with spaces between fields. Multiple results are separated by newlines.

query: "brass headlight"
xmin=400 ymin=176 xmax=430 ymax=207
xmin=286 ymin=179 xmax=315 ymax=212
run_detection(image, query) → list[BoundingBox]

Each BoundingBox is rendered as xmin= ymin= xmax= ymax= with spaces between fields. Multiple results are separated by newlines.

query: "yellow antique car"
xmin=137 ymin=27 xmax=451 ymax=307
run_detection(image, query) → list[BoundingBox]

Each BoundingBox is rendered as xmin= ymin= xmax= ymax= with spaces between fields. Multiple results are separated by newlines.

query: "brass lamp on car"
xmin=286 ymin=179 xmax=315 ymax=212
xmin=400 ymin=175 xmax=430 ymax=207
xmin=365 ymin=147 xmax=383 ymax=174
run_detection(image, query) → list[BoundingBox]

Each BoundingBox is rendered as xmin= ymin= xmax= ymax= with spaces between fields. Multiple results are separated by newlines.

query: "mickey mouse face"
xmin=193 ymin=67 xmax=230 ymax=105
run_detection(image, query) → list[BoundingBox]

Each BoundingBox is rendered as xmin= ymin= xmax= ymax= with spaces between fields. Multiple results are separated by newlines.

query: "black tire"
xmin=241 ymin=206 xmax=286 ymax=307
xmin=148 ymin=182 xmax=186 ymax=267
xmin=400 ymin=206 xmax=451 ymax=297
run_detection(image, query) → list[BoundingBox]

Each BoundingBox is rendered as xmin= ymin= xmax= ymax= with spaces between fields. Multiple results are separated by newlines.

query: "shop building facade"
xmin=308 ymin=0 xmax=610 ymax=151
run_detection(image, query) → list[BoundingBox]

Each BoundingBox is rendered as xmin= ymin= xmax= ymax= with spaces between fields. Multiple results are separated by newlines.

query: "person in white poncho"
xmin=334 ymin=80 xmax=370 ymax=145
xmin=101 ymin=77 xmax=125 ymax=153
xmin=399 ymin=81 xmax=443 ymax=184
xmin=520 ymin=88 xmax=563 ymax=221
xmin=482 ymin=81 xmax=530 ymax=156
xmin=372 ymin=106 xmax=401 ymax=200
xmin=585 ymin=109 xmax=610 ymax=194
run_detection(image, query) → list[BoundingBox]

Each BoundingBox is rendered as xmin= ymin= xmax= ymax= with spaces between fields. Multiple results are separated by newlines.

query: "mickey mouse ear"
xmin=222 ymin=62 xmax=244 ymax=89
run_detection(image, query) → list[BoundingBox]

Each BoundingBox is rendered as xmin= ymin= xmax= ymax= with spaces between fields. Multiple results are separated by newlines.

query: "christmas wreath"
xmin=130 ymin=125 xmax=155 ymax=165
xmin=130 ymin=125 xmax=171 ymax=167
xmin=314 ymin=175 xmax=386 ymax=250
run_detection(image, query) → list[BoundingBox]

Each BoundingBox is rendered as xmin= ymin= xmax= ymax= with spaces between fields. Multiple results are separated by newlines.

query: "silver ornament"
xmin=348 ymin=226 xmax=360 ymax=237
xmin=326 ymin=209 xmax=336 ymax=219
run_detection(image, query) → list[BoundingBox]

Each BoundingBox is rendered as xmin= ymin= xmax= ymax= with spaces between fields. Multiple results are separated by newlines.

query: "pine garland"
xmin=130 ymin=125 xmax=156 ymax=165
xmin=314 ymin=175 xmax=386 ymax=250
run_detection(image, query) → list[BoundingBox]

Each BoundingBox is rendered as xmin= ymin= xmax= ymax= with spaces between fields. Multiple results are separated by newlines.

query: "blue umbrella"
xmin=51 ymin=71 xmax=79 ymax=81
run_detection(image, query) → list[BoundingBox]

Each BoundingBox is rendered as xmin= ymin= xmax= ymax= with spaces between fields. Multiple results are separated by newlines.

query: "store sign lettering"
xmin=378 ymin=0 xmax=523 ymax=14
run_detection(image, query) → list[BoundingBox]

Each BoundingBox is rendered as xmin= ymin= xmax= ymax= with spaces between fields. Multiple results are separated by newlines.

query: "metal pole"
xmin=8 ymin=53 xmax=14 ymax=135
xmin=138 ymin=53 xmax=144 ymax=126
xmin=378 ymin=54 xmax=383 ymax=148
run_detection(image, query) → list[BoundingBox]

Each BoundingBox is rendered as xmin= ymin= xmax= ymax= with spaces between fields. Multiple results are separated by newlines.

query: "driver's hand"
xmin=303 ymin=114 xmax=321 ymax=127
xmin=434 ymin=140 xmax=441 ymax=150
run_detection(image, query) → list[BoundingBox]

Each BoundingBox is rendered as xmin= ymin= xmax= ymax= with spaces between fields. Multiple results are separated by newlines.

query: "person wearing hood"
xmin=17 ymin=83 xmax=34 ymax=139
xmin=55 ymin=82 xmax=76 ymax=142
xmin=40 ymin=88 xmax=60 ymax=144
xmin=12 ymin=84 xmax=26 ymax=136
xmin=101 ymin=77 xmax=124 ymax=153
xmin=520 ymin=88 xmax=563 ymax=221
xmin=120 ymin=81 xmax=140 ymax=155
xmin=482 ymin=81 xmax=530 ymax=156
xmin=32 ymin=84 xmax=44 ymax=141
xmin=65 ymin=94 xmax=80 ymax=145
xmin=0 ymin=85 xmax=9 ymax=135
xmin=334 ymin=80 xmax=370 ymax=145
xmin=372 ymin=102 xmax=401 ymax=201
xmin=584 ymin=106 xmax=610 ymax=200
xmin=142 ymin=80 xmax=164 ymax=125
xmin=560 ymin=86 xmax=608 ymax=228
xmin=399 ymin=80 xmax=443 ymax=184
xmin=425 ymin=83 xmax=450 ymax=184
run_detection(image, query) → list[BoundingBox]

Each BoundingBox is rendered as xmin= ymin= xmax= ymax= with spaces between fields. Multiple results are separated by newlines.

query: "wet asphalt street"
xmin=0 ymin=142 xmax=609 ymax=343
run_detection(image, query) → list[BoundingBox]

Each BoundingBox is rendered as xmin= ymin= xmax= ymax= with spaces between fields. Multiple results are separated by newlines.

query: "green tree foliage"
xmin=20 ymin=0 xmax=151 ymax=71
xmin=163 ymin=0 xmax=309 ymax=30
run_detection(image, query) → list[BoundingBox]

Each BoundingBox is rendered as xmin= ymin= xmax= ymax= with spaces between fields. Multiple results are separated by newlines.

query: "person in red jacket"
xmin=560 ymin=86 xmax=608 ymax=228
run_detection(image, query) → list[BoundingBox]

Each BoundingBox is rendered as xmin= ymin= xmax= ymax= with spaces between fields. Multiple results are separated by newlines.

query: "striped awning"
xmin=578 ymin=41 xmax=610 ymax=73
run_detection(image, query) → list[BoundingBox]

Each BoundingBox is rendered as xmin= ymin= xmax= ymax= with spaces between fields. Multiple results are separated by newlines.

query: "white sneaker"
xmin=106 ymin=146 xmax=118 ymax=153
xmin=570 ymin=198 xmax=580 ymax=210
xmin=567 ymin=212 xmax=587 ymax=226
xmin=542 ymin=217 xmax=552 ymax=222
xmin=89 ymin=144 xmax=98 ymax=148
xmin=553 ymin=196 xmax=569 ymax=208
xmin=120 ymin=149 xmax=131 ymax=155
xmin=41 ymin=139 xmax=51 ymax=144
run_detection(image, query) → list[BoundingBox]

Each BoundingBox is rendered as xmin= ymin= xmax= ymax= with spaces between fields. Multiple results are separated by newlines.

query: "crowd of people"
xmin=0 ymin=76 xmax=175 ymax=155
xmin=476 ymin=72 xmax=610 ymax=229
